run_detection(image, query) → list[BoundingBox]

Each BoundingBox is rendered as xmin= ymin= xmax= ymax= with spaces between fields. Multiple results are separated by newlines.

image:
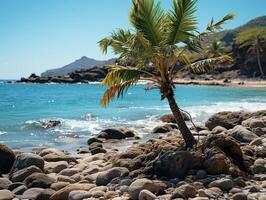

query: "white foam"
xmin=0 ymin=131 xmax=7 ymax=135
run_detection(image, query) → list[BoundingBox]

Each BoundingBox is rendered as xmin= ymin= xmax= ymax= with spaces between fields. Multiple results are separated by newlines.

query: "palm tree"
xmin=236 ymin=28 xmax=266 ymax=77
xmin=99 ymin=0 xmax=234 ymax=148
xmin=205 ymin=39 xmax=229 ymax=58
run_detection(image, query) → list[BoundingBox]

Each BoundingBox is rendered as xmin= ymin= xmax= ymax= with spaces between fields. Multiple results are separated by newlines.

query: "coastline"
xmin=0 ymin=110 xmax=265 ymax=199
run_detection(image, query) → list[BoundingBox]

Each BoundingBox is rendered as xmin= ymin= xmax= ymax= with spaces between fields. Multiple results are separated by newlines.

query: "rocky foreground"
xmin=0 ymin=111 xmax=266 ymax=200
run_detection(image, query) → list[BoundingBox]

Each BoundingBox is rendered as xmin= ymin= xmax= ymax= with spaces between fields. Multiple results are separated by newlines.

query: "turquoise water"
xmin=0 ymin=83 xmax=266 ymax=151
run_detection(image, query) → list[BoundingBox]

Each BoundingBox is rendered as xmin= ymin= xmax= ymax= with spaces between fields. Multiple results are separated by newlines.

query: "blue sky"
xmin=0 ymin=0 xmax=266 ymax=79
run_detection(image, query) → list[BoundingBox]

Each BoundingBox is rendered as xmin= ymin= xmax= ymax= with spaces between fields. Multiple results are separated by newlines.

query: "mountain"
xmin=41 ymin=56 xmax=116 ymax=77
xmin=207 ymin=16 xmax=266 ymax=44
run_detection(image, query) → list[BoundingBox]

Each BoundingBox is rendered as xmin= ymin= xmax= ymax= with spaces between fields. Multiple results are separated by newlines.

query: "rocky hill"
xmin=41 ymin=56 xmax=115 ymax=77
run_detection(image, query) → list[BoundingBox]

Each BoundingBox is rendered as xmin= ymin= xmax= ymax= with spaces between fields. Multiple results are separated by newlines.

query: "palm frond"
xmin=101 ymin=65 xmax=142 ymax=106
xmin=167 ymin=0 xmax=198 ymax=44
xmin=130 ymin=0 xmax=165 ymax=46
xmin=206 ymin=13 xmax=235 ymax=32
xmin=189 ymin=55 xmax=232 ymax=73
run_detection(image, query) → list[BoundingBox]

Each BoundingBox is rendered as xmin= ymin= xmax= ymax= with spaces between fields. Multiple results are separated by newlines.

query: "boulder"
xmin=0 ymin=144 xmax=15 ymax=174
xmin=39 ymin=148 xmax=66 ymax=157
xmin=11 ymin=153 xmax=44 ymax=173
xmin=24 ymin=172 xmax=56 ymax=188
xmin=97 ymin=128 xmax=136 ymax=140
xmin=49 ymin=183 xmax=95 ymax=200
xmin=208 ymin=178 xmax=234 ymax=191
xmin=242 ymin=117 xmax=266 ymax=129
xmin=96 ymin=167 xmax=129 ymax=186
xmin=229 ymin=125 xmax=258 ymax=143
xmin=205 ymin=111 xmax=251 ymax=130
xmin=0 ymin=189 xmax=14 ymax=200
xmin=152 ymin=151 xmax=201 ymax=179
xmin=128 ymin=178 xmax=166 ymax=200
xmin=44 ymin=161 xmax=68 ymax=173
xmin=87 ymin=137 xmax=103 ymax=145
xmin=39 ymin=119 xmax=61 ymax=128
xmin=10 ymin=165 xmax=43 ymax=182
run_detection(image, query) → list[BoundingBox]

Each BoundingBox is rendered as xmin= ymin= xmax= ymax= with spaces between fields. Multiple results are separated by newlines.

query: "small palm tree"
xmin=236 ymin=28 xmax=266 ymax=77
xmin=99 ymin=0 xmax=234 ymax=148
xmin=206 ymin=39 xmax=229 ymax=58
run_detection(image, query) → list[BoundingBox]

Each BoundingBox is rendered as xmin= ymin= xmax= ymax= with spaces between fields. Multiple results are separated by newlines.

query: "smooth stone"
xmin=24 ymin=172 xmax=56 ymax=188
xmin=58 ymin=168 xmax=80 ymax=176
xmin=44 ymin=161 xmax=68 ymax=173
xmin=12 ymin=185 xmax=27 ymax=195
xmin=229 ymin=125 xmax=258 ymax=143
xmin=196 ymin=170 xmax=207 ymax=179
xmin=10 ymin=165 xmax=42 ymax=182
xmin=0 ymin=189 xmax=14 ymax=200
xmin=139 ymin=189 xmax=157 ymax=200
xmin=36 ymin=188 xmax=55 ymax=200
xmin=0 ymin=144 xmax=15 ymax=174
xmin=96 ymin=167 xmax=129 ymax=186
xmin=0 ymin=178 xmax=12 ymax=190
xmin=208 ymin=178 xmax=234 ymax=191
xmin=232 ymin=192 xmax=247 ymax=200
xmin=50 ymin=182 xmax=70 ymax=191
xmin=21 ymin=188 xmax=45 ymax=199
xmin=12 ymin=153 xmax=44 ymax=172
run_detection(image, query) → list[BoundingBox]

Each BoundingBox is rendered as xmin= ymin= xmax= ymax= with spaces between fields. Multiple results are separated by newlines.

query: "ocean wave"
xmin=0 ymin=131 xmax=7 ymax=135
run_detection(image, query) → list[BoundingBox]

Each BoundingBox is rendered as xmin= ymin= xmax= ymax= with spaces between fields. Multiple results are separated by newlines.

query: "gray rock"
xmin=58 ymin=168 xmax=80 ymax=176
xmin=11 ymin=153 xmax=44 ymax=172
xmin=10 ymin=165 xmax=42 ymax=182
xmin=24 ymin=172 xmax=56 ymax=188
xmin=8 ymin=182 xmax=24 ymax=191
xmin=250 ymin=137 xmax=263 ymax=146
xmin=36 ymin=188 xmax=55 ymax=200
xmin=139 ymin=189 xmax=157 ymax=200
xmin=212 ymin=126 xmax=228 ymax=134
xmin=208 ymin=178 xmax=234 ymax=191
xmin=229 ymin=125 xmax=258 ymax=143
xmin=12 ymin=185 xmax=27 ymax=195
xmin=196 ymin=170 xmax=207 ymax=179
xmin=0 ymin=189 xmax=14 ymax=200
xmin=97 ymin=128 xmax=136 ymax=140
xmin=175 ymin=184 xmax=197 ymax=198
xmin=96 ymin=167 xmax=129 ymax=186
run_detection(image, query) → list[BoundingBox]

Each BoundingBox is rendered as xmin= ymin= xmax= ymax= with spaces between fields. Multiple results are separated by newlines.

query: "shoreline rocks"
xmin=0 ymin=110 xmax=265 ymax=200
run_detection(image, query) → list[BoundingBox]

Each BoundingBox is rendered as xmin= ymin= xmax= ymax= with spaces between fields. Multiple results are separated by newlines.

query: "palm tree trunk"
xmin=256 ymin=48 xmax=264 ymax=77
xmin=166 ymin=93 xmax=197 ymax=148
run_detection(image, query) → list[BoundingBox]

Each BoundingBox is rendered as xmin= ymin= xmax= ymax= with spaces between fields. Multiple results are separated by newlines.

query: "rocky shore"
xmin=0 ymin=110 xmax=266 ymax=200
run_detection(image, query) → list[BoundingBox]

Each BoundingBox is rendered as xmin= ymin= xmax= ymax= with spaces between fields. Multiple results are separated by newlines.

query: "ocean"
xmin=0 ymin=82 xmax=266 ymax=152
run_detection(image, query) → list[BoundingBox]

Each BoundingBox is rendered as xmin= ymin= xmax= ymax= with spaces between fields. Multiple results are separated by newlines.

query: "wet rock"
xmin=39 ymin=119 xmax=61 ymax=128
xmin=205 ymin=111 xmax=251 ymax=130
xmin=0 ymin=189 xmax=14 ymax=200
xmin=139 ymin=189 xmax=157 ymax=200
xmin=10 ymin=165 xmax=43 ymax=182
xmin=49 ymin=183 xmax=95 ymax=200
xmin=50 ymin=182 xmax=70 ymax=191
xmin=229 ymin=125 xmax=258 ymax=143
xmin=90 ymin=147 xmax=107 ymax=155
xmin=0 ymin=178 xmax=12 ymax=190
xmin=11 ymin=153 xmax=44 ymax=172
xmin=96 ymin=167 xmax=129 ymax=186
xmin=0 ymin=144 xmax=15 ymax=174
xmin=44 ymin=161 xmax=68 ymax=173
xmin=24 ymin=172 xmax=56 ymax=188
xmin=128 ymin=178 xmax=166 ymax=200
xmin=208 ymin=178 xmax=234 ymax=191
xmin=232 ymin=192 xmax=247 ymax=200
xmin=152 ymin=125 xmax=171 ymax=134
xmin=97 ymin=128 xmax=136 ymax=140
xmin=153 ymin=151 xmax=202 ymax=179
xmin=87 ymin=137 xmax=103 ymax=145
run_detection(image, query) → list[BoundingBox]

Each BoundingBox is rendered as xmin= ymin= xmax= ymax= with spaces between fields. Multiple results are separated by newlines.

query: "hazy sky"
xmin=1 ymin=0 xmax=266 ymax=79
